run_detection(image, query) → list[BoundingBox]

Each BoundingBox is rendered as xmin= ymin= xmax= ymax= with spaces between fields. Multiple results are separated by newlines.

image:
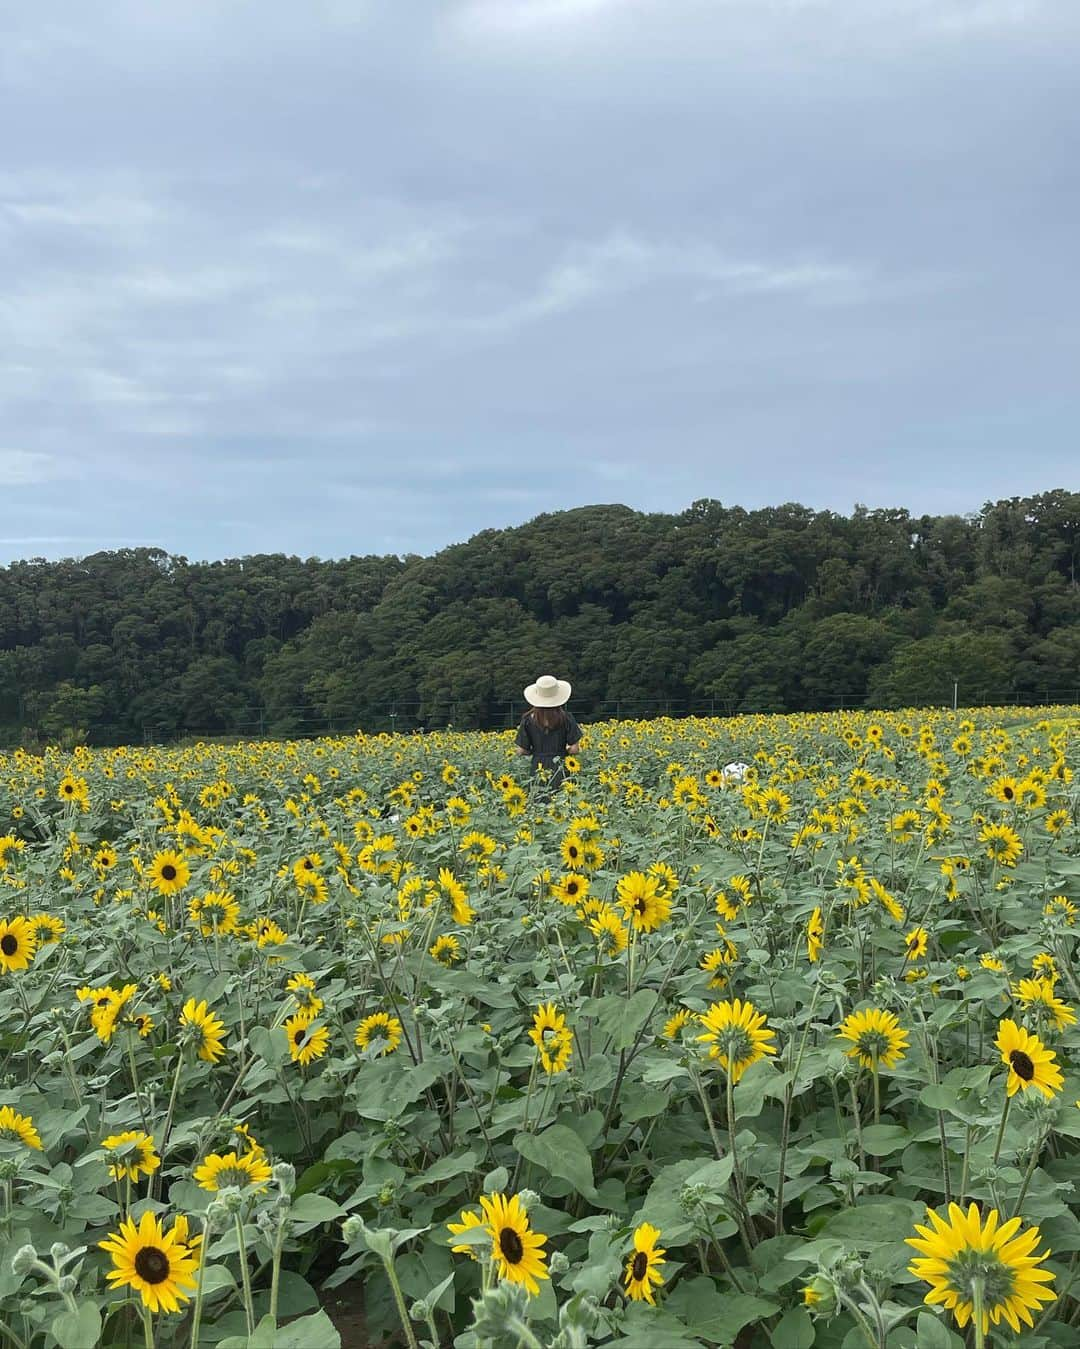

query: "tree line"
xmin=1 ymin=489 xmax=1078 ymax=746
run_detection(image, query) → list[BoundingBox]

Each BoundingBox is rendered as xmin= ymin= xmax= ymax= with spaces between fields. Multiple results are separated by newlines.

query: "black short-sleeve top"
xmin=515 ymin=710 xmax=582 ymax=770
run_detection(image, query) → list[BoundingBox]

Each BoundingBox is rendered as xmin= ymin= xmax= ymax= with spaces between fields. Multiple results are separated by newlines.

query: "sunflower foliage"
xmin=0 ymin=708 xmax=1076 ymax=1347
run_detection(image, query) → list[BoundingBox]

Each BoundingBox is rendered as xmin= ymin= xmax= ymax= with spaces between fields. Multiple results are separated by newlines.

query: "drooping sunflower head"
xmin=528 ymin=1003 xmax=573 ymax=1074
xmin=193 ymin=1148 xmax=273 ymax=1193
xmin=0 ymin=1105 xmax=42 ymax=1150
xmin=430 ymin=933 xmax=462 ymax=965
xmin=102 ymin=1130 xmax=161 ymax=1182
xmin=906 ymin=1202 xmax=1056 ymax=1336
xmin=697 ymin=998 xmax=778 ymax=1082
xmin=179 ymin=998 xmax=227 ymax=1064
xmin=836 ymin=1007 xmax=909 ymax=1071
xmin=355 ymin=1011 xmax=403 ymax=1057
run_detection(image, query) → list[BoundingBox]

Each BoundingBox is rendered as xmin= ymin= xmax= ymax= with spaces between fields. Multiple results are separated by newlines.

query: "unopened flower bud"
xmin=11 ymin=1245 xmax=37 ymax=1277
xmin=49 ymin=1243 xmax=70 ymax=1263
xmin=341 ymin=1215 xmax=367 ymax=1246
xmin=217 ymin=1185 xmax=244 ymax=1214
xmin=57 ymin=1275 xmax=77 ymax=1295
xmin=548 ymin=1251 xmax=570 ymax=1275
xmin=272 ymin=1162 xmax=295 ymax=1195
xmin=516 ymin=1189 xmax=540 ymax=1214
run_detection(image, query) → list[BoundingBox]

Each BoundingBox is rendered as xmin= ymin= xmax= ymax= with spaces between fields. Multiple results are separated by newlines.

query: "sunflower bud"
xmin=801 ymin=1274 xmax=837 ymax=1316
xmin=341 ymin=1216 xmax=367 ymax=1246
xmin=217 ymin=1185 xmax=244 ymax=1215
xmin=516 ymin=1189 xmax=540 ymax=1214
xmin=11 ymin=1245 xmax=37 ymax=1277
xmin=469 ymin=1283 xmax=529 ymax=1339
xmin=548 ymin=1250 xmax=570 ymax=1275
xmin=273 ymin=1162 xmax=296 ymax=1195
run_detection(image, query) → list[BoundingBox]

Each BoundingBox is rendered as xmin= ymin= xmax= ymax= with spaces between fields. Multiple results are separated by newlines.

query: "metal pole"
xmin=953 ymin=681 xmax=958 ymax=712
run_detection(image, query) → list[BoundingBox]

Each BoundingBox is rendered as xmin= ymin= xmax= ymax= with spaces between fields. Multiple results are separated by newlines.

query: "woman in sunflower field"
xmin=514 ymin=674 xmax=582 ymax=798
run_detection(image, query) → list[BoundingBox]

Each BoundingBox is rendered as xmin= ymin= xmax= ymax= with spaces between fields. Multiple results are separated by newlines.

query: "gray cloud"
xmin=0 ymin=0 xmax=1077 ymax=564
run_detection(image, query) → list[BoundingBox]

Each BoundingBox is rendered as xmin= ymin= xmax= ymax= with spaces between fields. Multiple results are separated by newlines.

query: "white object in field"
xmin=721 ymin=762 xmax=750 ymax=784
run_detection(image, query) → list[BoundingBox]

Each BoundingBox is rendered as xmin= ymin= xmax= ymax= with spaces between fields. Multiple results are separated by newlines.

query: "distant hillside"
xmin=1 ymin=490 xmax=1078 ymax=745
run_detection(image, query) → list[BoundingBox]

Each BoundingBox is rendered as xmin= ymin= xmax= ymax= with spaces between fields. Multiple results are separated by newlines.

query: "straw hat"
xmin=524 ymin=674 xmax=572 ymax=707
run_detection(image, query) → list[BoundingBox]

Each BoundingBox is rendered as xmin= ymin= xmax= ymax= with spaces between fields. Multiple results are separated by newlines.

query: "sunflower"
xmin=102 ymin=1130 xmax=161 ymax=1182
xmin=559 ymin=835 xmax=584 ymax=868
xmin=904 ymin=926 xmax=929 ymax=961
xmin=429 ymin=933 xmax=462 ymax=965
xmin=188 ymin=891 xmax=240 ymax=936
xmin=615 ymin=872 xmax=672 ymax=933
xmin=1045 ymin=809 xmax=1070 ymax=835
xmin=1014 ymin=978 xmax=1077 ymax=1032
xmin=193 ymin=1149 xmax=272 ymax=1192
xmin=995 ymin=1019 xmax=1063 ymax=1099
xmin=624 ymin=1223 xmax=666 ymax=1304
xmin=806 ymin=906 xmax=825 ymax=963
xmin=459 ymin=831 xmax=497 ymax=862
xmin=29 ymin=913 xmax=64 ymax=945
xmin=0 ymin=917 xmax=37 ymax=974
xmin=528 ymin=1003 xmax=573 ymax=1074
xmin=99 ymin=1210 xmax=199 ymax=1314
xmin=179 ymin=998 xmax=227 ymax=1064
xmin=431 ymin=868 xmax=474 ymax=926
xmin=57 ymin=774 xmax=90 ymax=807
xmin=590 ymin=907 xmax=628 ymax=958
xmin=836 ymin=1007 xmax=909 ymax=1071
xmin=697 ymin=998 xmax=777 ymax=1082
xmin=148 ymin=850 xmax=191 ymax=896
xmin=355 ymin=1012 xmax=403 ymax=1056
xmin=552 ymin=873 xmax=590 ymax=906
xmin=579 ymin=840 xmax=605 ymax=871
xmin=447 ymin=1207 xmax=485 ymax=1256
xmin=478 ymin=1192 xmax=549 ymax=1296
xmin=284 ymin=1008 xmax=330 ymax=1066
xmin=990 ymin=775 xmax=1020 ymax=805
xmin=906 ymin=1202 xmax=1056 ymax=1335
xmin=979 ymin=822 xmax=1023 ymax=867
xmin=0 ymin=1105 xmax=42 ymax=1149
xmin=700 ymin=942 xmax=737 ymax=989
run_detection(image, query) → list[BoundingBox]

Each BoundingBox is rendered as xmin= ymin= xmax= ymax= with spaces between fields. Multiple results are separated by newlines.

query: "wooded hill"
xmin=1 ymin=490 xmax=1078 ymax=745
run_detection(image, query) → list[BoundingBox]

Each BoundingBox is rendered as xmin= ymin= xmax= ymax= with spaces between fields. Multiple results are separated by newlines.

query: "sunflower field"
xmin=0 ymin=707 xmax=1079 ymax=1349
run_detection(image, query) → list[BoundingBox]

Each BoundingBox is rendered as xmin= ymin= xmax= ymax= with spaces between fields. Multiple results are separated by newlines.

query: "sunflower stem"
xmin=991 ymin=1092 xmax=1011 ymax=1166
xmin=971 ymin=1275 xmax=987 ymax=1349
xmin=1012 ymin=1128 xmax=1047 ymax=1218
xmin=140 ymin=1303 xmax=156 ymax=1349
xmin=234 ymin=1213 xmax=256 ymax=1336
xmin=505 ymin=1317 xmax=544 ymax=1349
xmin=690 ymin=1064 xmax=725 ymax=1162
xmin=380 ymin=1251 xmax=420 ymax=1349
xmin=187 ymin=1212 xmax=210 ymax=1348
xmin=153 ymin=1050 xmax=186 ymax=1202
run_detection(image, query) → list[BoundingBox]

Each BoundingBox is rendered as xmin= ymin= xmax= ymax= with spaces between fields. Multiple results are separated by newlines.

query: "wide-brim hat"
xmin=524 ymin=674 xmax=572 ymax=707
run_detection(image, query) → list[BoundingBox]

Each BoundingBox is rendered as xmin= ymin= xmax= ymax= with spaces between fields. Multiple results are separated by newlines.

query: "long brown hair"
xmin=526 ymin=706 xmax=567 ymax=731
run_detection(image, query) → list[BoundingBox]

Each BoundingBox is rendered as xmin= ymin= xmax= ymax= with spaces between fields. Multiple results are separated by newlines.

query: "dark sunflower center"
xmin=1004 ymin=787 xmax=1014 ymax=800
xmin=1010 ymin=1049 xmax=1035 ymax=1081
xmin=567 ymin=882 xmax=579 ymax=895
xmin=1 ymin=935 xmax=18 ymax=956
xmin=631 ymin=1250 xmax=649 ymax=1281
xmin=134 ymin=1246 xmax=170 ymax=1284
xmin=634 ymin=896 xmax=647 ymax=914
xmin=294 ymin=1028 xmax=307 ymax=1045
xmin=161 ymin=865 xmax=177 ymax=881
xmin=499 ymin=1227 xmax=524 ymax=1264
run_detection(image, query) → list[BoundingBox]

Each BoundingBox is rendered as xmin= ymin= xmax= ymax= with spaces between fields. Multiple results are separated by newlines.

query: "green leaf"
xmin=513 ymin=1123 xmax=598 ymax=1201
xmin=275 ymin=1309 xmax=342 ymax=1347
xmin=915 ymin=1311 xmax=964 ymax=1348
xmin=591 ymin=989 xmax=659 ymax=1050
xmin=288 ymin=1193 xmax=347 ymax=1231
xmin=413 ymin=1149 xmax=478 ymax=1188
xmin=818 ymin=1198 xmax=925 ymax=1245
xmin=860 ymin=1124 xmax=911 ymax=1155
xmin=52 ymin=1304 xmax=102 ymax=1349
xmin=248 ymin=1025 xmax=288 ymax=1068
xmin=771 ymin=1307 xmax=815 ymax=1348
xmin=664 ymin=1278 xmax=780 ymax=1346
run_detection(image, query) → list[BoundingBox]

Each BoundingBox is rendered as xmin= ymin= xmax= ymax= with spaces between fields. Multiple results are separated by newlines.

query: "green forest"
xmin=1 ymin=489 xmax=1078 ymax=746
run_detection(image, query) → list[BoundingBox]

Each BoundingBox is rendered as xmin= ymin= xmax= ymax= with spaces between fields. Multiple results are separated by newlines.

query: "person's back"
xmin=514 ymin=675 xmax=581 ymax=793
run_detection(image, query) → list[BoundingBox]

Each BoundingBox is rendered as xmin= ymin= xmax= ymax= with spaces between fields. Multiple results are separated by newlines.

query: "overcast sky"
xmin=2 ymin=0 xmax=1078 ymax=564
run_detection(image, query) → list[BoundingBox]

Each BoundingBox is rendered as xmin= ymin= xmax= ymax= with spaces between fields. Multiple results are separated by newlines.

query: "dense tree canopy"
xmin=1 ymin=490 xmax=1077 ymax=745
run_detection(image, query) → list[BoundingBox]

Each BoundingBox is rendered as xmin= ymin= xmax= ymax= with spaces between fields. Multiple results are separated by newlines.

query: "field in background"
xmin=0 ymin=706 xmax=1078 ymax=1347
